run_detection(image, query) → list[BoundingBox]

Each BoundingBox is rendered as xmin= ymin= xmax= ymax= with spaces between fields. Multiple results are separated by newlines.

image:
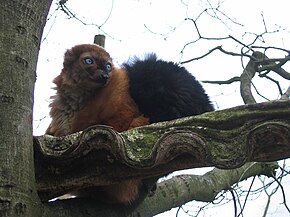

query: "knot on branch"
xmin=154 ymin=129 xmax=207 ymax=165
xmin=34 ymin=125 xmax=122 ymax=160
xmin=248 ymin=122 xmax=290 ymax=161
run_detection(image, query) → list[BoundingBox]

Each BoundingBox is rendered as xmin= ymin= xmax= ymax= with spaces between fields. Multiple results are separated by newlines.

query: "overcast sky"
xmin=33 ymin=0 xmax=290 ymax=216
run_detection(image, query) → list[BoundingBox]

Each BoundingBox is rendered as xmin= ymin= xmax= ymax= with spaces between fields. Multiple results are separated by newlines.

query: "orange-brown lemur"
xmin=46 ymin=44 xmax=214 ymax=205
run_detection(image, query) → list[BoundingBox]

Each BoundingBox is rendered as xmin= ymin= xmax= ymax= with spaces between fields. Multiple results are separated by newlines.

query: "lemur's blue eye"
xmin=83 ymin=58 xmax=94 ymax=65
xmin=105 ymin=63 xmax=112 ymax=72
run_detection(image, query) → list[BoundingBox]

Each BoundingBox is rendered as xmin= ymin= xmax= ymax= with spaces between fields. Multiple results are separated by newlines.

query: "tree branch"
xmin=202 ymin=76 xmax=240 ymax=85
xmin=281 ymin=86 xmax=290 ymax=100
xmin=130 ymin=162 xmax=278 ymax=217
xmin=34 ymin=100 xmax=290 ymax=201
xmin=239 ymin=51 xmax=262 ymax=104
xmin=180 ymin=45 xmax=252 ymax=64
xmin=240 ymin=51 xmax=290 ymax=104
xmin=39 ymin=162 xmax=278 ymax=217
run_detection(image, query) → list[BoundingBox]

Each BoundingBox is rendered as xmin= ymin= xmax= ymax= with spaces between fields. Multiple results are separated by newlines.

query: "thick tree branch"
xmin=130 ymin=162 xmax=278 ymax=217
xmin=256 ymin=55 xmax=290 ymax=80
xmin=240 ymin=51 xmax=290 ymax=104
xmin=239 ymin=52 xmax=261 ymax=104
xmin=39 ymin=162 xmax=278 ymax=217
xmin=34 ymin=100 xmax=290 ymax=201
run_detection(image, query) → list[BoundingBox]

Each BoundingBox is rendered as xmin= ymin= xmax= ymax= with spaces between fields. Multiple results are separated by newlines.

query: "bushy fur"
xmin=124 ymin=54 xmax=214 ymax=123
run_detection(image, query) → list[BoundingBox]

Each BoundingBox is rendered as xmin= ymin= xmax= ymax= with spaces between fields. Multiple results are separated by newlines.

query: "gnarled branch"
xmin=34 ymin=100 xmax=290 ymax=201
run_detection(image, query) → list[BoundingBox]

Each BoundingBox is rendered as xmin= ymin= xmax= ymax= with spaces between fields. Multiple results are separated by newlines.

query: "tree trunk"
xmin=0 ymin=1 xmax=52 ymax=216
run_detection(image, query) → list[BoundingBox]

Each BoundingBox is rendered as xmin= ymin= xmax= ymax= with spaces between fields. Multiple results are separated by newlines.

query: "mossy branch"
xmin=34 ymin=100 xmax=290 ymax=201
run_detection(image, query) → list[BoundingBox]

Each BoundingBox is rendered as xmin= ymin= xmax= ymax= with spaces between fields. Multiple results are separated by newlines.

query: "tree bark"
xmin=129 ymin=162 xmax=278 ymax=217
xmin=0 ymin=1 xmax=52 ymax=216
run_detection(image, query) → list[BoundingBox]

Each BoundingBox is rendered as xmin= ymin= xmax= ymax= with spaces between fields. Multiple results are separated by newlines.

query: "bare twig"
xmin=272 ymin=176 xmax=290 ymax=213
xmin=229 ymin=188 xmax=238 ymax=217
xmin=57 ymin=0 xmax=120 ymax=41
xmin=258 ymin=74 xmax=283 ymax=96
xmin=99 ymin=0 xmax=114 ymax=28
xmin=237 ymin=177 xmax=256 ymax=217
xmin=181 ymin=45 xmax=252 ymax=64
xmin=261 ymin=13 xmax=268 ymax=33
xmin=260 ymin=175 xmax=280 ymax=217
xmin=202 ymin=0 xmax=243 ymax=29
xmin=202 ymin=76 xmax=240 ymax=85
xmin=251 ymin=46 xmax=290 ymax=54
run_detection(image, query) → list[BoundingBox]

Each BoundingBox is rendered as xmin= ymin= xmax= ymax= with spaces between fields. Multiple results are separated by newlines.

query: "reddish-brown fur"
xmin=70 ymin=67 xmax=148 ymax=133
xmin=46 ymin=44 xmax=149 ymax=204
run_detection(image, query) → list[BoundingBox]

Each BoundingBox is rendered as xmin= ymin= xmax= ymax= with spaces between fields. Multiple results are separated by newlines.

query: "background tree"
xmin=1 ymin=1 xmax=290 ymax=217
xmin=0 ymin=1 xmax=52 ymax=216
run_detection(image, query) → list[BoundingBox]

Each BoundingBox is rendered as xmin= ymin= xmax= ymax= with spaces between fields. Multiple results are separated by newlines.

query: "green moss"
xmin=121 ymin=127 xmax=164 ymax=163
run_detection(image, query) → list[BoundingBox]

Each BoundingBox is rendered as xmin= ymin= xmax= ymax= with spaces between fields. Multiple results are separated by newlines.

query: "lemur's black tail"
xmin=123 ymin=54 xmax=214 ymax=123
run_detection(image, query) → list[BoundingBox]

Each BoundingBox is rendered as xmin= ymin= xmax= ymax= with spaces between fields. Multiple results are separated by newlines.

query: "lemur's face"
xmin=63 ymin=44 xmax=114 ymax=88
xmin=79 ymin=51 xmax=113 ymax=86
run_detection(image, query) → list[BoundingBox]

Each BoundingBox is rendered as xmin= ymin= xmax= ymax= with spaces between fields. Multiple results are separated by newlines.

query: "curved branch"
xmin=240 ymin=51 xmax=290 ymax=104
xmin=240 ymin=51 xmax=267 ymax=104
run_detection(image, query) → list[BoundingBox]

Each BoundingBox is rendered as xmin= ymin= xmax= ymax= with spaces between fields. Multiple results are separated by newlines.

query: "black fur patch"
xmin=123 ymin=54 xmax=214 ymax=123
